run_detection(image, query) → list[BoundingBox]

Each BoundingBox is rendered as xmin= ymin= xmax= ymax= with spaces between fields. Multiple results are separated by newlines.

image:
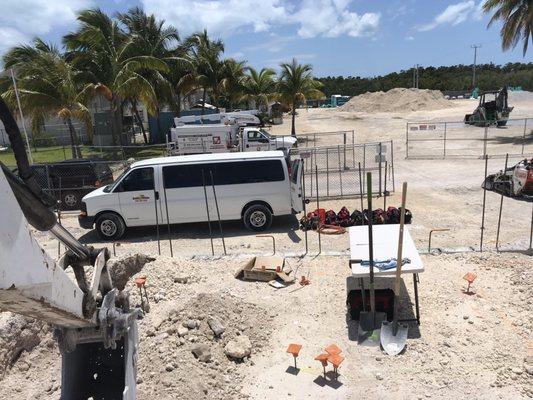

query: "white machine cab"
xmin=79 ymin=151 xmax=304 ymax=240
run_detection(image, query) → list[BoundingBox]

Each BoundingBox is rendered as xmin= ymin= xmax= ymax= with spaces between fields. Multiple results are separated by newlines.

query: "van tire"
xmin=243 ymin=204 xmax=272 ymax=231
xmin=95 ymin=213 xmax=126 ymax=240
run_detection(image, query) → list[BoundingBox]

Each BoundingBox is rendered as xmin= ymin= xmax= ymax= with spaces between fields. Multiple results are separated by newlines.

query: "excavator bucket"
xmin=60 ymin=321 xmax=138 ymax=400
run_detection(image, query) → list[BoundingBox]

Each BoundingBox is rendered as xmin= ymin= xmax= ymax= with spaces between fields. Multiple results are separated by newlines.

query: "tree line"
xmin=317 ymin=62 xmax=533 ymax=97
xmin=0 ymin=7 xmax=322 ymax=158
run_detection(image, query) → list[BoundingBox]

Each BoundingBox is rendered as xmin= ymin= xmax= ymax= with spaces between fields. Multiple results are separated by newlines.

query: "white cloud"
xmin=142 ymin=0 xmax=380 ymax=39
xmin=0 ymin=0 xmax=92 ymax=55
xmin=405 ymin=35 xmax=415 ymax=41
xmin=417 ymin=1 xmax=476 ymax=32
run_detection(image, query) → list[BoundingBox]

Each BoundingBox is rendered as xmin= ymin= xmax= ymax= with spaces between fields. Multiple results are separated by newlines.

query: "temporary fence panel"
xmin=292 ymin=141 xmax=394 ymax=200
xmin=406 ymin=118 xmax=532 ymax=159
xmin=296 ymin=130 xmax=355 ymax=148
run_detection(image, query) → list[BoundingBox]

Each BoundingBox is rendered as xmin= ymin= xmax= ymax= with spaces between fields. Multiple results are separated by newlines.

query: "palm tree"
xmin=2 ymin=39 xmax=92 ymax=158
xmin=64 ymin=8 xmax=169 ymax=146
xmin=221 ymin=58 xmax=246 ymax=110
xmin=242 ymin=67 xmax=277 ymax=110
xmin=184 ymin=30 xmax=225 ymax=113
xmin=117 ymin=7 xmax=188 ymax=143
xmin=483 ymin=0 xmax=532 ymax=55
xmin=278 ymin=58 xmax=323 ymax=137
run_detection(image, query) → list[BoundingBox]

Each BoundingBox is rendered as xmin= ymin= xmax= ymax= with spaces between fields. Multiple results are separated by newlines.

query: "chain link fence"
xmin=291 ymin=141 xmax=395 ymax=200
xmin=406 ymin=118 xmax=533 ymax=159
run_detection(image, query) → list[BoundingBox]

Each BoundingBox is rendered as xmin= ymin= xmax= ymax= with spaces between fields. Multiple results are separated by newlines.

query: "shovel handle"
xmin=393 ymin=182 xmax=407 ymax=330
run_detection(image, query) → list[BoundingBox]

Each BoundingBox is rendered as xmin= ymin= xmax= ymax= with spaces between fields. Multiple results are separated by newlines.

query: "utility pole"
xmin=471 ymin=44 xmax=481 ymax=89
xmin=416 ymin=64 xmax=419 ymax=89
xmin=413 ymin=64 xmax=419 ymax=89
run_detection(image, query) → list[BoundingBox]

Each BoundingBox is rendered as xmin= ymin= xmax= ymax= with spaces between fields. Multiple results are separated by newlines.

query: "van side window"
xmin=119 ymin=167 xmax=154 ymax=192
xmin=163 ymin=160 xmax=285 ymax=189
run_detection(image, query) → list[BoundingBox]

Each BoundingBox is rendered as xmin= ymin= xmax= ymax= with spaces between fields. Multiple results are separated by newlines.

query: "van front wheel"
xmin=243 ymin=204 xmax=272 ymax=231
xmin=96 ymin=213 xmax=126 ymax=240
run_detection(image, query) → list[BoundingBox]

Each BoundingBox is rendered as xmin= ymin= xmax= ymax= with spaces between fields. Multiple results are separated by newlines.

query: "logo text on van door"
xmin=132 ymin=195 xmax=150 ymax=202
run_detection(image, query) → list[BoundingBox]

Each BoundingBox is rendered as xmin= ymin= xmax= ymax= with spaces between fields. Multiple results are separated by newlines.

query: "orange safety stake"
xmin=463 ymin=272 xmax=477 ymax=294
xmin=315 ymin=353 xmax=329 ymax=378
xmin=299 ymin=276 xmax=311 ymax=286
xmin=324 ymin=343 xmax=342 ymax=356
xmin=286 ymin=343 xmax=302 ymax=369
xmin=328 ymin=354 xmax=345 ymax=380
xmin=134 ymin=275 xmax=150 ymax=312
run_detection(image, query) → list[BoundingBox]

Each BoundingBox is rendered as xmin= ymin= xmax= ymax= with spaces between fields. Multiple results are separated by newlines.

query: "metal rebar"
xmin=480 ymin=155 xmax=488 ymax=252
xmin=153 ymin=185 xmax=161 ymax=256
xmin=162 ymin=174 xmax=173 ymax=257
xmin=315 ymin=165 xmax=321 ymax=255
xmin=256 ymin=235 xmax=275 ymax=255
xmin=201 ymin=170 xmax=214 ymax=256
xmin=302 ymin=159 xmax=308 ymax=255
xmin=210 ymin=170 xmax=226 ymax=255
xmin=405 ymin=123 xmax=409 ymax=159
xmin=428 ymin=228 xmax=451 ymax=253
xmin=495 ymin=154 xmax=509 ymax=252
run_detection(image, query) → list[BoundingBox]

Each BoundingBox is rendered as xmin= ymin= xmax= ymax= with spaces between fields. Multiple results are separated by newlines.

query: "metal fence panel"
xmin=406 ymin=118 xmax=532 ymax=159
xmin=291 ymin=141 xmax=394 ymax=200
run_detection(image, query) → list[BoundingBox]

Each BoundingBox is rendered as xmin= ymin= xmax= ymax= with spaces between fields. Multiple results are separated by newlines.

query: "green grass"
xmin=0 ymin=145 xmax=167 ymax=167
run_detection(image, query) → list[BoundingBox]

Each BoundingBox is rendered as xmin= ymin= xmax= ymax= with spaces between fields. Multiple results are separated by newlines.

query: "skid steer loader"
xmin=482 ymin=158 xmax=533 ymax=201
xmin=465 ymin=86 xmax=513 ymax=127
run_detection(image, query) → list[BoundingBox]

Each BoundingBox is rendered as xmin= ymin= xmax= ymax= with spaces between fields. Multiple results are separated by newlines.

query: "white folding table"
xmin=348 ymin=224 xmax=424 ymax=325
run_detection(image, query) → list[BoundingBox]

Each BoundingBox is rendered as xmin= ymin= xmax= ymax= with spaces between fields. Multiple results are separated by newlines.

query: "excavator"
xmin=0 ymin=97 xmax=146 ymax=399
xmin=464 ymin=86 xmax=513 ymax=127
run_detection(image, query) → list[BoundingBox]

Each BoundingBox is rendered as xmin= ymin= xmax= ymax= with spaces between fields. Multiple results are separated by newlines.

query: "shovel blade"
xmin=380 ymin=321 xmax=408 ymax=355
xmin=357 ymin=311 xmax=386 ymax=346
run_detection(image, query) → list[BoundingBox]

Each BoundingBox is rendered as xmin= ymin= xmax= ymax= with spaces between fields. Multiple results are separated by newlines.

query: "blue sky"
xmin=0 ymin=0 xmax=529 ymax=77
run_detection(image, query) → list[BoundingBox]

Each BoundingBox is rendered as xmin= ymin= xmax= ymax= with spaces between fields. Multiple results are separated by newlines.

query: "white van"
xmin=79 ymin=151 xmax=303 ymax=240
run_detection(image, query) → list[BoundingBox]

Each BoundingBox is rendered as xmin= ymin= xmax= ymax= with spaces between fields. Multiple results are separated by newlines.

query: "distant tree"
xmin=242 ymin=67 xmax=277 ymax=110
xmin=483 ymin=0 xmax=532 ymax=56
xmin=2 ymin=39 xmax=92 ymax=158
xmin=64 ymin=8 xmax=169 ymax=146
xmin=278 ymin=59 xmax=323 ymax=137
xmin=220 ymin=58 xmax=247 ymax=110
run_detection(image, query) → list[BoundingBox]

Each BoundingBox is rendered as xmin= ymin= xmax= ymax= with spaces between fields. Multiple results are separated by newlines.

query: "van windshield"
xmin=105 ymin=166 xmax=131 ymax=192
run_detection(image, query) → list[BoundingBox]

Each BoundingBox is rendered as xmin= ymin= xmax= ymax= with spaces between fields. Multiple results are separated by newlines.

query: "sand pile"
xmin=340 ymin=88 xmax=452 ymax=113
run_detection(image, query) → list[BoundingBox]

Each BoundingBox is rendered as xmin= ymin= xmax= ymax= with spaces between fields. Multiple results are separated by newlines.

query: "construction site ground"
xmin=1 ymin=91 xmax=532 ymax=399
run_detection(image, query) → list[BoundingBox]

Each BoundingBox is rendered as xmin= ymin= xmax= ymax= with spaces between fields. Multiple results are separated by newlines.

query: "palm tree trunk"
xmin=201 ymin=88 xmax=207 ymax=116
xmin=176 ymin=93 xmax=182 ymax=117
xmin=111 ymin=96 xmax=122 ymax=147
xmin=291 ymin=102 xmax=296 ymax=137
xmin=66 ymin=118 xmax=82 ymax=159
xmin=132 ymin=102 xmax=148 ymax=144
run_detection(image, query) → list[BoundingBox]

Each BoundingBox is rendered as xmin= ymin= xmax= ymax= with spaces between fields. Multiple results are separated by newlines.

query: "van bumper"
xmin=78 ymin=214 xmax=95 ymax=229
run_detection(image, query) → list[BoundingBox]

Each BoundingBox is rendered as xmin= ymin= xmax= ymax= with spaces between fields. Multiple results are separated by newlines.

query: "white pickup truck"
xmin=169 ymin=124 xmax=296 ymax=155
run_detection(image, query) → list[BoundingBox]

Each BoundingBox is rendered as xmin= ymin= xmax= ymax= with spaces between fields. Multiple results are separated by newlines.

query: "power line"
xmin=471 ymin=44 xmax=481 ymax=89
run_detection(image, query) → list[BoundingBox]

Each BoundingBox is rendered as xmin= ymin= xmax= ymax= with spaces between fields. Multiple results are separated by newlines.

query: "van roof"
xmin=131 ymin=150 xmax=286 ymax=168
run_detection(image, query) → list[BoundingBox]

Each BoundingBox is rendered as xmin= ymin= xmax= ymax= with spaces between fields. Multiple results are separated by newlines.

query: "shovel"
xmin=380 ymin=182 xmax=409 ymax=355
xmin=358 ymin=172 xmax=386 ymax=346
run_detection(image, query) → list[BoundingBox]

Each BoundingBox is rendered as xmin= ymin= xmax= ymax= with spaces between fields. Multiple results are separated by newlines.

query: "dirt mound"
xmin=137 ymin=291 xmax=275 ymax=400
xmin=340 ymin=88 xmax=452 ymax=113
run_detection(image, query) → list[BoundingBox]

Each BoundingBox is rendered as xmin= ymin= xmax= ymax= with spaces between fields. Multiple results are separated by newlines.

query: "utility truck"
xmin=169 ymin=124 xmax=296 ymax=155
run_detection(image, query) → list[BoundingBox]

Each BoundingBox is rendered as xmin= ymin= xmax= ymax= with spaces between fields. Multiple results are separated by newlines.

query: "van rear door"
xmin=289 ymin=158 xmax=303 ymax=213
